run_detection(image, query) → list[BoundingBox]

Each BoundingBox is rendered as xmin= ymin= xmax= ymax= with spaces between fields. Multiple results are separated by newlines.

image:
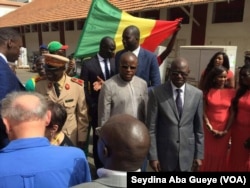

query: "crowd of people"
xmin=0 ymin=23 xmax=249 ymax=188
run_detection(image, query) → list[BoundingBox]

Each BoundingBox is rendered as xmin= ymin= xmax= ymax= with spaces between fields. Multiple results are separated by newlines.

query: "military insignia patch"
xmin=48 ymin=82 xmax=52 ymax=89
xmin=71 ymin=78 xmax=84 ymax=86
xmin=65 ymin=83 xmax=70 ymax=90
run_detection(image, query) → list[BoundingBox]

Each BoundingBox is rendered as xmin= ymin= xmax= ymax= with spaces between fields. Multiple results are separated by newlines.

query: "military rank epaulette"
xmin=35 ymin=76 xmax=46 ymax=82
xmin=71 ymin=77 xmax=84 ymax=86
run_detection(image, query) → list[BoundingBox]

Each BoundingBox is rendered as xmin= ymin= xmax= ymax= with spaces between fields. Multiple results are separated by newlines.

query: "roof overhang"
xmin=0 ymin=0 xmax=228 ymax=28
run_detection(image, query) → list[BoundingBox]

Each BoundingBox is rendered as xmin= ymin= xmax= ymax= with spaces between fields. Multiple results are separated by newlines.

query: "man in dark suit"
xmin=147 ymin=57 xmax=204 ymax=172
xmin=0 ymin=27 xmax=26 ymax=149
xmin=79 ymin=36 xmax=116 ymax=175
xmin=115 ymin=25 xmax=161 ymax=90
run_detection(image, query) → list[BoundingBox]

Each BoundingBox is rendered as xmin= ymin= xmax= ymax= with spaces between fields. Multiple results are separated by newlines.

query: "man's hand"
xmin=93 ymin=76 xmax=104 ymax=91
xmin=192 ymin=159 xmax=202 ymax=172
xmin=149 ymin=160 xmax=161 ymax=172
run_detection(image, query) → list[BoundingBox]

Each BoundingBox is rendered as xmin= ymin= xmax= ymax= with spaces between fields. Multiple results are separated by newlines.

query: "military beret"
xmin=43 ymin=54 xmax=69 ymax=68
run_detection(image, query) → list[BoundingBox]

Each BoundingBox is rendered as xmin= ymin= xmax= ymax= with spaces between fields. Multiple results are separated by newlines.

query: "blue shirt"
xmin=0 ymin=137 xmax=91 ymax=188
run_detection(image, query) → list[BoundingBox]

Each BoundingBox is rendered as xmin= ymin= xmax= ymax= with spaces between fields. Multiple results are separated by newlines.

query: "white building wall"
xmin=158 ymin=1 xmax=250 ymax=69
xmin=2 ymin=1 xmax=249 ymax=70
xmin=0 ymin=6 xmax=18 ymax=17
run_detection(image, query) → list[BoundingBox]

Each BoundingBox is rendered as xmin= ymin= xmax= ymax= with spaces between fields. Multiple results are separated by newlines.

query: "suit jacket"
xmin=147 ymin=81 xmax=204 ymax=171
xmin=35 ymin=74 xmax=89 ymax=145
xmin=71 ymin=175 xmax=126 ymax=188
xmin=115 ymin=47 xmax=161 ymax=89
xmin=80 ymin=55 xmax=116 ymax=123
xmin=0 ymin=56 xmax=25 ymax=148
xmin=0 ymin=56 xmax=25 ymax=99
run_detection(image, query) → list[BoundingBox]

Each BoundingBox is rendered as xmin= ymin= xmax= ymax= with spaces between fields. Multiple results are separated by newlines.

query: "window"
xmin=131 ymin=12 xmax=139 ymax=17
xmin=65 ymin=20 xmax=74 ymax=31
xmin=141 ymin=10 xmax=159 ymax=19
xmin=24 ymin=25 xmax=30 ymax=33
xmin=42 ymin=23 xmax=49 ymax=32
xmin=168 ymin=7 xmax=190 ymax=24
xmin=77 ymin=19 xmax=85 ymax=30
xmin=213 ymin=0 xmax=244 ymax=23
xmin=31 ymin=24 xmax=38 ymax=32
xmin=51 ymin=22 xmax=59 ymax=31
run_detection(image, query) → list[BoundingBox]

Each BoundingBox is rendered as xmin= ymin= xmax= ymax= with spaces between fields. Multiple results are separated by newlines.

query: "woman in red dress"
xmin=227 ymin=64 xmax=250 ymax=171
xmin=199 ymin=51 xmax=235 ymax=90
xmin=200 ymin=65 xmax=235 ymax=171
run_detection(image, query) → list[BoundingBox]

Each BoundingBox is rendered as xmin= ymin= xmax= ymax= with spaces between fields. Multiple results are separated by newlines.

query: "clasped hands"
xmin=206 ymin=122 xmax=228 ymax=138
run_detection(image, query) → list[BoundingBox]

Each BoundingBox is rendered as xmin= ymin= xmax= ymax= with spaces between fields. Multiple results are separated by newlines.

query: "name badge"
xmin=65 ymin=99 xmax=74 ymax=103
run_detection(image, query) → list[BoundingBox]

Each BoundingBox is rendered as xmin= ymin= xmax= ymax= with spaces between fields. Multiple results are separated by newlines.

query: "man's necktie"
xmin=54 ymin=82 xmax=60 ymax=97
xmin=176 ymin=89 xmax=183 ymax=117
xmin=104 ymin=58 xmax=110 ymax=80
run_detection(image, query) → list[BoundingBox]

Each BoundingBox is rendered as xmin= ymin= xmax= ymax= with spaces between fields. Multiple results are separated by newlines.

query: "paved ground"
xmin=16 ymin=68 xmax=36 ymax=84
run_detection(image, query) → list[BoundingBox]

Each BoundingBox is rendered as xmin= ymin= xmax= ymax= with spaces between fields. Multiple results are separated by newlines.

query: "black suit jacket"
xmin=79 ymin=55 xmax=116 ymax=122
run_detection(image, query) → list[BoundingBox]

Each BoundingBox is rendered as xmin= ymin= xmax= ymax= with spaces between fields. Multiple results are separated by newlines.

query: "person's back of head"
xmin=47 ymin=101 xmax=67 ymax=133
xmin=98 ymin=114 xmax=150 ymax=172
xmin=0 ymin=91 xmax=50 ymax=140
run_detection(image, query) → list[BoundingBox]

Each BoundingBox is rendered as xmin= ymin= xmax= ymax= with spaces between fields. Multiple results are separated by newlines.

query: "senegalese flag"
xmin=74 ymin=0 xmax=182 ymax=59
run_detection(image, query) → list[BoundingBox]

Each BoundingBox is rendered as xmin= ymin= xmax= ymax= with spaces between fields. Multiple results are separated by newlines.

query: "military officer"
xmin=35 ymin=54 xmax=89 ymax=150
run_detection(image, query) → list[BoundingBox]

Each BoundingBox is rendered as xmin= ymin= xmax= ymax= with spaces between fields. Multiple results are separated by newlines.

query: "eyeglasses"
xmin=171 ymin=71 xmax=189 ymax=77
xmin=121 ymin=65 xmax=137 ymax=70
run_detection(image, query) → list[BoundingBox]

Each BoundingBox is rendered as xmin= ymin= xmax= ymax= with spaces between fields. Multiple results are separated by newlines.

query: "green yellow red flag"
xmin=74 ymin=0 xmax=182 ymax=59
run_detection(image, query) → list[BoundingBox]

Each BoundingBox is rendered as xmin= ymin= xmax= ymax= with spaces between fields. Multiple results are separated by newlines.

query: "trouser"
xmin=91 ymin=121 xmax=103 ymax=170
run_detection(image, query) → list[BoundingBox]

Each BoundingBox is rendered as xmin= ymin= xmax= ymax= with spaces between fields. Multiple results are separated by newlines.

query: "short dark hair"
xmin=47 ymin=101 xmax=67 ymax=133
xmin=0 ymin=27 xmax=21 ymax=45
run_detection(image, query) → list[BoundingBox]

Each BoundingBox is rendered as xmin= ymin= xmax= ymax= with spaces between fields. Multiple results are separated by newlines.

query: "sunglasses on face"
xmin=45 ymin=65 xmax=64 ymax=72
xmin=171 ymin=71 xmax=189 ymax=77
xmin=121 ymin=65 xmax=137 ymax=70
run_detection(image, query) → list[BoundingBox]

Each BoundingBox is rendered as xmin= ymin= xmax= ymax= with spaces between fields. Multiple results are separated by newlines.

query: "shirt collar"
xmin=132 ymin=46 xmax=140 ymax=57
xmin=97 ymin=168 xmax=140 ymax=178
xmin=57 ymin=73 xmax=66 ymax=87
xmin=97 ymin=53 xmax=105 ymax=62
xmin=170 ymin=81 xmax=185 ymax=93
xmin=0 ymin=53 xmax=8 ymax=63
xmin=0 ymin=137 xmax=50 ymax=153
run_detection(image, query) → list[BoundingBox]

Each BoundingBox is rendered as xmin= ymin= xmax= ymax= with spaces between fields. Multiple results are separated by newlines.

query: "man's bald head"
xmin=1 ymin=91 xmax=51 ymax=140
xmin=98 ymin=114 xmax=150 ymax=171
